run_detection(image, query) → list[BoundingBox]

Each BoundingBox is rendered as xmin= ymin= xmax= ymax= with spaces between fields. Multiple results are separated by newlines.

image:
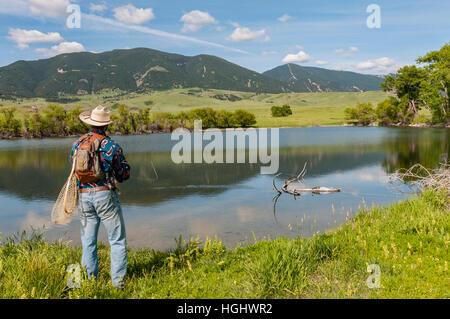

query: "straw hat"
xmin=79 ymin=105 xmax=113 ymax=126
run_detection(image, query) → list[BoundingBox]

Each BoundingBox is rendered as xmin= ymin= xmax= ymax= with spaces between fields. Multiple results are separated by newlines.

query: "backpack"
xmin=73 ymin=133 xmax=106 ymax=184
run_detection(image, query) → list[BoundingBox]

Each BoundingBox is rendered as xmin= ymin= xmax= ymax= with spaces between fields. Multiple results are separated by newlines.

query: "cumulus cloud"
xmin=29 ymin=0 xmax=69 ymax=18
xmin=113 ymin=4 xmax=154 ymax=25
xmin=278 ymin=14 xmax=291 ymax=22
xmin=90 ymin=3 xmax=107 ymax=12
xmin=282 ymin=50 xmax=311 ymax=63
xmin=315 ymin=60 xmax=328 ymax=65
xmin=354 ymin=57 xmax=396 ymax=73
xmin=36 ymin=41 xmax=86 ymax=57
xmin=227 ymin=26 xmax=268 ymax=42
xmin=180 ymin=10 xmax=218 ymax=33
xmin=335 ymin=46 xmax=359 ymax=57
xmin=8 ymin=28 xmax=63 ymax=49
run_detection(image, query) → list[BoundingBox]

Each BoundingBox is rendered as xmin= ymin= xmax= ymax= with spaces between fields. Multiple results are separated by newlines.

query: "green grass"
xmin=0 ymin=190 xmax=448 ymax=299
xmin=2 ymin=89 xmax=394 ymax=128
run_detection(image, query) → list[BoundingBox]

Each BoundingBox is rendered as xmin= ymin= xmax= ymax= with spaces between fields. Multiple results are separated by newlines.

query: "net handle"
xmin=63 ymin=150 xmax=78 ymax=214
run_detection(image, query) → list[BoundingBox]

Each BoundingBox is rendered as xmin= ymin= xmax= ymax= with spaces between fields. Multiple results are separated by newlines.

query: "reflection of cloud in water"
xmin=20 ymin=210 xmax=52 ymax=231
xmin=235 ymin=206 xmax=260 ymax=223
xmin=187 ymin=218 xmax=221 ymax=239
xmin=357 ymin=172 xmax=389 ymax=184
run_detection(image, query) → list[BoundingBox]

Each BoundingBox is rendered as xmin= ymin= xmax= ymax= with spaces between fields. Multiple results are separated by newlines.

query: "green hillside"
xmin=263 ymin=63 xmax=383 ymax=92
xmin=0 ymin=48 xmax=288 ymax=98
xmin=0 ymin=48 xmax=384 ymax=98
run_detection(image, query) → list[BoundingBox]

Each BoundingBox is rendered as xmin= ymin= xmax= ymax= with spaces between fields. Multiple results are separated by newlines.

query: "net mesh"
xmin=51 ymin=154 xmax=78 ymax=225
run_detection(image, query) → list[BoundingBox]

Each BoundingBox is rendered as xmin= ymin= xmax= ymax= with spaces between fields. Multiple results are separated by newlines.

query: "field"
xmin=0 ymin=190 xmax=448 ymax=299
xmin=1 ymin=89 xmax=392 ymax=128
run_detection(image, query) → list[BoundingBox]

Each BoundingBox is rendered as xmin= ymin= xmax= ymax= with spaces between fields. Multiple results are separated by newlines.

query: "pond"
xmin=0 ymin=126 xmax=448 ymax=250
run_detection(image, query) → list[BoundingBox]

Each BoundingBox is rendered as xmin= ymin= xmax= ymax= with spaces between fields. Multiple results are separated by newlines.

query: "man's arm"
xmin=99 ymin=138 xmax=131 ymax=182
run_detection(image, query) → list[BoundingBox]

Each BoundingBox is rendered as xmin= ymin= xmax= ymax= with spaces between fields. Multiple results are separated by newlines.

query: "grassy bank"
xmin=0 ymin=190 xmax=448 ymax=299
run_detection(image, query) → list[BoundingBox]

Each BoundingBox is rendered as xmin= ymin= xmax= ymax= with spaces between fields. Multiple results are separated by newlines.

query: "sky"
xmin=0 ymin=0 xmax=449 ymax=74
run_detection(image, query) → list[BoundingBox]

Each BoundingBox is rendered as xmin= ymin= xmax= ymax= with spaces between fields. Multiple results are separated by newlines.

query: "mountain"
xmin=0 ymin=48 xmax=290 ymax=98
xmin=262 ymin=63 xmax=383 ymax=92
xmin=0 ymin=48 xmax=383 ymax=98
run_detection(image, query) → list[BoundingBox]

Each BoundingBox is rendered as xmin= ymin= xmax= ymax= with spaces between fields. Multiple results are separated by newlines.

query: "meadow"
xmin=0 ymin=190 xmax=448 ymax=299
xmin=1 ymin=89 xmax=391 ymax=128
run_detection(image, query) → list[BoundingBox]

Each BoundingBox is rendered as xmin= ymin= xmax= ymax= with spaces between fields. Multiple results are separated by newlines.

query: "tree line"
xmin=345 ymin=44 xmax=449 ymax=126
xmin=0 ymin=104 xmax=257 ymax=138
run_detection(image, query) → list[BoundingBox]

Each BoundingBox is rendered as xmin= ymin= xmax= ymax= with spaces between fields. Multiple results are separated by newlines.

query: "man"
xmin=71 ymin=105 xmax=131 ymax=288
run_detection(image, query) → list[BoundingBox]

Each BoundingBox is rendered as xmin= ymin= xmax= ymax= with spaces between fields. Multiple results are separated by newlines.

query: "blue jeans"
xmin=78 ymin=190 xmax=127 ymax=288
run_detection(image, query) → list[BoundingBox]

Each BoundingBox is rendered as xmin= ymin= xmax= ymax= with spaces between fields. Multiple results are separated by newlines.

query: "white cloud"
xmin=262 ymin=51 xmax=278 ymax=55
xmin=282 ymin=50 xmax=311 ymax=63
xmin=335 ymin=47 xmax=359 ymax=57
xmin=29 ymin=0 xmax=69 ymax=18
xmin=113 ymin=4 xmax=154 ymax=25
xmin=295 ymin=45 xmax=303 ymax=50
xmin=84 ymin=13 xmax=248 ymax=54
xmin=90 ymin=3 xmax=107 ymax=12
xmin=180 ymin=10 xmax=218 ymax=33
xmin=227 ymin=27 xmax=268 ymax=42
xmin=315 ymin=60 xmax=328 ymax=65
xmin=0 ymin=0 xmax=28 ymax=15
xmin=229 ymin=21 xmax=240 ymax=28
xmin=36 ymin=41 xmax=86 ymax=57
xmin=278 ymin=14 xmax=291 ymax=22
xmin=8 ymin=28 xmax=64 ymax=49
xmin=354 ymin=57 xmax=397 ymax=73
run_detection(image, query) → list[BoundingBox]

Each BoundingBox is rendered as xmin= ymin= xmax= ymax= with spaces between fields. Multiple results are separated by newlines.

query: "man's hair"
xmin=92 ymin=125 xmax=109 ymax=131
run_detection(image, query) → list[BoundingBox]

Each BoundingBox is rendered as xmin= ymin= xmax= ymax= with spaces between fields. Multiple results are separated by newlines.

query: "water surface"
xmin=0 ymin=127 xmax=448 ymax=250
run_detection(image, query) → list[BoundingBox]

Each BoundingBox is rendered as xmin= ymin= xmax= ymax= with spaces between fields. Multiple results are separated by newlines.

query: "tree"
xmin=417 ymin=43 xmax=450 ymax=123
xmin=381 ymin=65 xmax=427 ymax=123
xmin=344 ymin=102 xmax=376 ymax=126
xmin=188 ymin=107 xmax=218 ymax=128
xmin=232 ymin=109 xmax=256 ymax=127
xmin=376 ymin=97 xmax=403 ymax=125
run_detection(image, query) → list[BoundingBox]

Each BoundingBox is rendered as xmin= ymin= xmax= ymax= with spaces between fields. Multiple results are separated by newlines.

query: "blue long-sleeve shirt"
xmin=70 ymin=128 xmax=130 ymax=189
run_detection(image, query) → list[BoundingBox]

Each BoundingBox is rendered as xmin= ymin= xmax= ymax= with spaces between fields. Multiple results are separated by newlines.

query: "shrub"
xmin=344 ymin=102 xmax=376 ymax=126
xmin=271 ymin=104 xmax=292 ymax=117
xmin=0 ymin=107 xmax=21 ymax=136
xmin=232 ymin=109 xmax=256 ymax=127
xmin=216 ymin=110 xmax=236 ymax=128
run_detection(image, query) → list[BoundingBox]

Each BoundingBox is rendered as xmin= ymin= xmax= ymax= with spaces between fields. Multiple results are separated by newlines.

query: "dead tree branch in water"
xmin=389 ymin=163 xmax=450 ymax=209
xmin=272 ymin=162 xmax=341 ymax=223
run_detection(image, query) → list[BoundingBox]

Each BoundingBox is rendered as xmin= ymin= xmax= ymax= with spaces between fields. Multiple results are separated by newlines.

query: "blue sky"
xmin=0 ymin=0 xmax=449 ymax=74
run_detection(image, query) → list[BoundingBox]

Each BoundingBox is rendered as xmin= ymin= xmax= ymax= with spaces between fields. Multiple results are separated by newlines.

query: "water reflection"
xmin=0 ymin=127 xmax=448 ymax=249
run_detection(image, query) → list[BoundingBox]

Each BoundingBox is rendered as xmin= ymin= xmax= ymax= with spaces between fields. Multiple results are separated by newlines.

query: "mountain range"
xmin=0 ymin=48 xmax=383 ymax=98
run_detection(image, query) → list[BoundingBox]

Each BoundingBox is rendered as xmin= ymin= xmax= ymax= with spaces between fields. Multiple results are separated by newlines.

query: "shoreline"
xmin=1 ymin=122 xmax=449 ymax=141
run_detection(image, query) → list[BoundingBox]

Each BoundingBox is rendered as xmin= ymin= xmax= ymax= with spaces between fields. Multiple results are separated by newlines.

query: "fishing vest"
xmin=74 ymin=132 xmax=106 ymax=184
